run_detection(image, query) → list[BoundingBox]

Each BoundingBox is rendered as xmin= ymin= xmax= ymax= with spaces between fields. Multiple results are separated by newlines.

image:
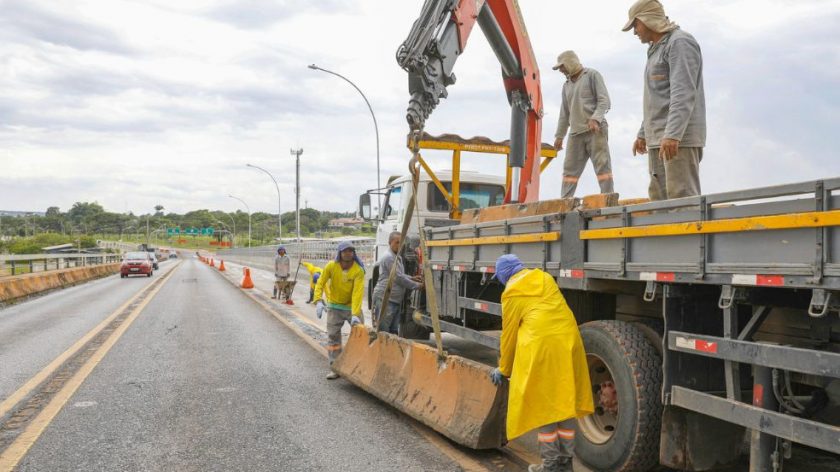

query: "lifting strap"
xmin=373 ymin=136 xmax=446 ymax=360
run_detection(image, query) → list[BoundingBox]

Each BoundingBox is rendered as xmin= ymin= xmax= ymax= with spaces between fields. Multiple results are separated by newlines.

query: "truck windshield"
xmin=427 ymin=182 xmax=505 ymax=212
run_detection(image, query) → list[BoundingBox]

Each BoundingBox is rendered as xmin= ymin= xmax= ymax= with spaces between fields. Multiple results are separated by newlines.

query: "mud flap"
xmin=660 ymin=405 xmax=745 ymax=470
xmin=332 ymin=325 xmax=508 ymax=449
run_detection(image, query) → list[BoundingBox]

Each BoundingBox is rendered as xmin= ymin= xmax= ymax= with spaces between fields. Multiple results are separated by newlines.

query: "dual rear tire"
xmin=576 ymin=320 xmax=663 ymax=472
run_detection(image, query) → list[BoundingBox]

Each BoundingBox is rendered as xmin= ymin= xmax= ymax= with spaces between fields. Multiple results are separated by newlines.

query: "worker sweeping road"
xmin=301 ymin=261 xmax=323 ymax=304
xmin=313 ymin=241 xmax=365 ymax=380
xmin=490 ymin=254 xmax=594 ymax=472
xmin=272 ymin=246 xmax=291 ymax=300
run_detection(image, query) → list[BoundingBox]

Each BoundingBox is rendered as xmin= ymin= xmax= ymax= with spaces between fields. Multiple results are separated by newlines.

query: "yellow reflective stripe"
xmin=556 ymin=429 xmax=575 ymax=439
xmin=426 ymin=232 xmax=559 ymax=247
xmin=580 ymin=210 xmax=840 ymax=240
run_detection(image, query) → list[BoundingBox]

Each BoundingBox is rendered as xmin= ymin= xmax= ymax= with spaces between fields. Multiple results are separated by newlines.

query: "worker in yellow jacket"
xmin=301 ymin=261 xmax=323 ymax=303
xmin=490 ymin=254 xmax=593 ymax=472
xmin=313 ymin=241 xmax=365 ymax=380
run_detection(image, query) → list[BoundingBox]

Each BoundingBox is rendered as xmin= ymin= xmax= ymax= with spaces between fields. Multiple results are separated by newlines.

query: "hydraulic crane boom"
xmin=397 ymin=0 xmax=543 ymax=203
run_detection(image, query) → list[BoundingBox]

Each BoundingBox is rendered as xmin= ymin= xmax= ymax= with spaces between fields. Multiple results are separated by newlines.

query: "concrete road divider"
xmin=0 ymin=263 xmax=120 ymax=305
xmin=332 ymin=325 xmax=507 ymax=449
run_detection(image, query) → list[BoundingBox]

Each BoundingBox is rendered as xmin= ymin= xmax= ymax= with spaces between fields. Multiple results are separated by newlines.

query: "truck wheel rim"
xmin=578 ymin=353 xmax=620 ymax=445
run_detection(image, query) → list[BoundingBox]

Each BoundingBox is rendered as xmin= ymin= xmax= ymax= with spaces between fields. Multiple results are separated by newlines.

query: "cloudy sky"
xmin=1 ymin=0 xmax=838 ymax=215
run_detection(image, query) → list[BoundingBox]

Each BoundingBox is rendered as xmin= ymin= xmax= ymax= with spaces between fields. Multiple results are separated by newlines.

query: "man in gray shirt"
xmin=624 ymin=0 xmax=705 ymax=200
xmin=372 ymin=232 xmax=422 ymax=334
xmin=553 ymin=50 xmax=614 ymax=199
xmin=273 ymin=246 xmax=291 ymax=300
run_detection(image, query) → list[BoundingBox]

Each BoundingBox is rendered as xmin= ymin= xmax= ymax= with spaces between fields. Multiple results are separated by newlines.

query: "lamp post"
xmin=224 ymin=213 xmax=236 ymax=247
xmin=228 ymin=194 xmax=251 ymax=248
xmin=290 ymin=148 xmax=303 ymax=241
xmin=307 ymin=64 xmax=380 ymax=210
xmin=246 ymin=163 xmax=282 ymax=242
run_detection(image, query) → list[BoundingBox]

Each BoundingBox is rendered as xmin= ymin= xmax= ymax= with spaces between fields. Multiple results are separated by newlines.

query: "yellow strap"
xmin=580 ymin=210 xmax=840 ymax=240
xmin=426 ymin=232 xmax=559 ymax=247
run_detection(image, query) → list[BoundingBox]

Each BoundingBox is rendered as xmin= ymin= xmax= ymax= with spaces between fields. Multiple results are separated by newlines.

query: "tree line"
xmin=0 ymin=202 xmax=369 ymax=252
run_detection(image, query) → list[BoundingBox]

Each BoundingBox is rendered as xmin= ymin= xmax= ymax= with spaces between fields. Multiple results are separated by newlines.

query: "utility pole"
xmin=290 ymin=148 xmax=303 ymax=241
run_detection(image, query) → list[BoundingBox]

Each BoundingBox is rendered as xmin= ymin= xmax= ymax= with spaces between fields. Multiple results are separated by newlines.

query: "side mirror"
xmin=359 ymin=193 xmax=372 ymax=220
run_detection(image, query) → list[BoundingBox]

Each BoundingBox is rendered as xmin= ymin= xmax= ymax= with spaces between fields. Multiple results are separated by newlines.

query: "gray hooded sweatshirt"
xmin=638 ymin=28 xmax=706 ymax=148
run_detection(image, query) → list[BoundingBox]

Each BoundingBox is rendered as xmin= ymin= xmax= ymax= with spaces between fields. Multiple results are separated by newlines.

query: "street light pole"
xmin=246 ymin=163 xmax=282 ymax=242
xmin=224 ymin=213 xmax=236 ymax=247
xmin=308 ymin=64 xmax=380 ymax=211
xmin=290 ymin=148 xmax=303 ymax=241
xmin=228 ymin=195 xmax=251 ymax=248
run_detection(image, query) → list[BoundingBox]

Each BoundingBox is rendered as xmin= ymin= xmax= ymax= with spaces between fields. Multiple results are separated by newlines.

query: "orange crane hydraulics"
xmin=397 ymin=0 xmax=544 ymax=204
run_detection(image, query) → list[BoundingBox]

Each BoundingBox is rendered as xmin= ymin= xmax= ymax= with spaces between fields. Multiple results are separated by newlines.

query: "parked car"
xmin=120 ymin=251 xmax=154 ymax=278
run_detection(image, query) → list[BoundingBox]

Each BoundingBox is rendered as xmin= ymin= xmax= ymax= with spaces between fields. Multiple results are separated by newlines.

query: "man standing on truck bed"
xmin=553 ymin=50 xmax=614 ymax=199
xmin=313 ymin=241 xmax=365 ymax=380
xmin=490 ymin=254 xmax=593 ymax=472
xmin=625 ymin=0 xmax=706 ymax=200
xmin=372 ymin=232 xmax=422 ymax=334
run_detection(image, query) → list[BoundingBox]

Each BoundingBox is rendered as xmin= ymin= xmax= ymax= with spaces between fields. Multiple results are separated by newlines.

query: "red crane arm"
xmin=398 ymin=0 xmax=543 ymax=203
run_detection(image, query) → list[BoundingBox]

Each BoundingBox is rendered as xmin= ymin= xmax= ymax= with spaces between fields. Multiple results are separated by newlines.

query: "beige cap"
xmin=622 ymin=0 xmax=674 ymax=32
xmin=552 ymin=50 xmax=582 ymax=76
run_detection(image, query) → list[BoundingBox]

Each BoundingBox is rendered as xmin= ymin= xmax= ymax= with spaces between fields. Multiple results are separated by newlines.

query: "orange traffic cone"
xmin=210 ymin=258 xmax=215 ymax=267
xmin=241 ymin=267 xmax=254 ymax=289
xmin=218 ymin=260 xmax=226 ymax=272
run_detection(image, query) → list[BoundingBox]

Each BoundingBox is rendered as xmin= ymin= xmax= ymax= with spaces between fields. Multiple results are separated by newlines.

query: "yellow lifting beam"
xmin=580 ymin=210 xmax=840 ymax=240
xmin=409 ymin=133 xmax=557 ymax=219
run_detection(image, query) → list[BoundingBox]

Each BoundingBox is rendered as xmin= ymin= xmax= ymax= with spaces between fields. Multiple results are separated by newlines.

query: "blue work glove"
xmin=489 ymin=367 xmax=504 ymax=386
xmin=315 ymin=301 xmax=325 ymax=319
xmin=351 ymin=315 xmax=362 ymax=326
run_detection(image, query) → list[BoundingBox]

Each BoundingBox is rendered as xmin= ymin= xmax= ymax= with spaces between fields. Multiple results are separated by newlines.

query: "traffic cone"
xmin=218 ymin=260 xmax=226 ymax=272
xmin=210 ymin=258 xmax=215 ymax=267
xmin=241 ymin=267 xmax=254 ymax=289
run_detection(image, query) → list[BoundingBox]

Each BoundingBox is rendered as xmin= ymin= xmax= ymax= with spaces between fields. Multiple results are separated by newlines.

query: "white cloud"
xmin=0 ymin=0 xmax=838 ymax=215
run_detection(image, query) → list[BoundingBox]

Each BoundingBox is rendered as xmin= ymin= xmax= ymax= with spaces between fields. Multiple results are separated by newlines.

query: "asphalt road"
xmin=0 ymin=260 xmax=178 ymax=402
xmin=5 ymin=257 xmax=459 ymax=471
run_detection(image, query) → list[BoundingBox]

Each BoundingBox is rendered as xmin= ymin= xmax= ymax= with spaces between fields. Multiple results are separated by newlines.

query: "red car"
xmin=120 ymin=251 xmax=154 ymax=278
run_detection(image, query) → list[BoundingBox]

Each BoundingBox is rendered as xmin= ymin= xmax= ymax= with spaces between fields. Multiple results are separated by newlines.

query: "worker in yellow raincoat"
xmin=490 ymin=254 xmax=593 ymax=472
xmin=301 ymin=261 xmax=323 ymax=303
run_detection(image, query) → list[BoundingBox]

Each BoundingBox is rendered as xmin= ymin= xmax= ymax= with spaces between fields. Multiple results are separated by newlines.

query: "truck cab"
xmin=361 ymin=170 xmax=506 ymax=262
xmin=359 ymin=170 xmax=506 ymax=310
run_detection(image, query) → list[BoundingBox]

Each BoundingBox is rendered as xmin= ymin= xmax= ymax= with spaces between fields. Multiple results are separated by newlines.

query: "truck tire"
xmin=576 ymin=320 xmax=662 ymax=472
xmin=399 ymin=311 xmax=430 ymax=340
xmin=630 ymin=318 xmax=664 ymax=357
